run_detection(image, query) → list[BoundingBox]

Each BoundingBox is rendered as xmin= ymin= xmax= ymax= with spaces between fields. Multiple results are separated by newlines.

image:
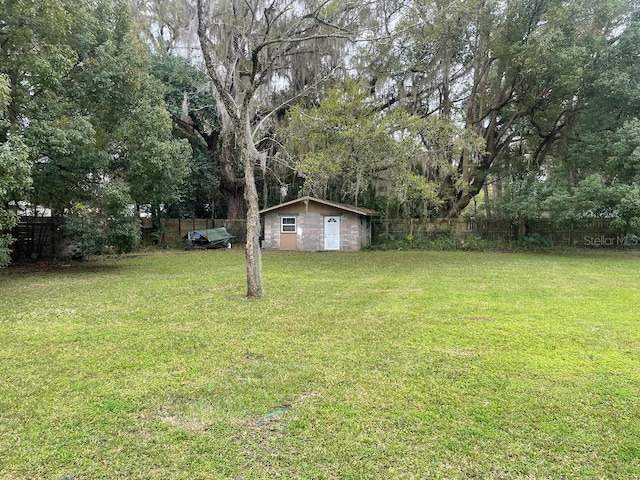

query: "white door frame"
xmin=324 ymin=216 xmax=341 ymax=250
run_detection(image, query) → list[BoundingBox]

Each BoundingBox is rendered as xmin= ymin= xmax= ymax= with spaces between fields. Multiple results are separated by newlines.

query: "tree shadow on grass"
xmin=2 ymin=259 xmax=131 ymax=279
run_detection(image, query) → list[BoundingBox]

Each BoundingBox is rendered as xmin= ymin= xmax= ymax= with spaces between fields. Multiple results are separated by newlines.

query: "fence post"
xmin=569 ymin=222 xmax=573 ymax=246
xmin=51 ymin=216 xmax=56 ymax=258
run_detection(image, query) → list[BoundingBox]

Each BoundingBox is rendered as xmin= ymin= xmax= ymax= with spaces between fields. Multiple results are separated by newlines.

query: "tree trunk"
xmin=240 ymin=122 xmax=263 ymax=298
xmin=483 ymin=182 xmax=491 ymax=217
xmin=444 ymin=192 xmax=473 ymax=218
xmin=197 ymin=0 xmax=357 ymax=298
xmin=443 ymin=154 xmax=492 ymax=219
xmin=214 ymin=128 xmax=245 ymax=219
xmin=221 ymin=184 xmax=245 ymax=219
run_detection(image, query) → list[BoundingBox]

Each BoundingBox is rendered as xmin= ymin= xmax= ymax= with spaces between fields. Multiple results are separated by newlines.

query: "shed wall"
xmin=262 ymin=207 xmax=371 ymax=252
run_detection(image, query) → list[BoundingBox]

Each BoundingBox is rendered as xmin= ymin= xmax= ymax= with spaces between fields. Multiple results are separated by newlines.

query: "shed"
xmin=259 ymin=196 xmax=377 ymax=252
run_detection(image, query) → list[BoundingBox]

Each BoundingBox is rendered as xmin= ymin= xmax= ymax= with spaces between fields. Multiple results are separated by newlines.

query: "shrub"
xmin=64 ymin=181 xmax=141 ymax=258
xmin=374 ymin=231 xmax=502 ymax=251
xmin=514 ymin=232 xmax=554 ymax=249
xmin=64 ymin=213 xmax=141 ymax=258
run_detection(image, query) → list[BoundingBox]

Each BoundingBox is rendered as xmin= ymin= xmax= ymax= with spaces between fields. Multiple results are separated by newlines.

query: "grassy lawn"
xmin=1 ymin=249 xmax=639 ymax=479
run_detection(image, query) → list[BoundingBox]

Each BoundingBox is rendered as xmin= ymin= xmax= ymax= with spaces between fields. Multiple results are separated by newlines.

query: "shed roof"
xmin=259 ymin=196 xmax=378 ymax=216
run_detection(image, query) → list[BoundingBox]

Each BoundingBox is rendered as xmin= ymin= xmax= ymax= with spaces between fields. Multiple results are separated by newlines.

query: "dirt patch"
xmin=156 ymin=407 xmax=211 ymax=434
xmin=466 ymin=316 xmax=495 ymax=322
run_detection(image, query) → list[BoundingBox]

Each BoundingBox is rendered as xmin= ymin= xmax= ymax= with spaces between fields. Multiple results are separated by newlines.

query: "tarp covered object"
xmin=183 ymin=227 xmax=235 ymax=249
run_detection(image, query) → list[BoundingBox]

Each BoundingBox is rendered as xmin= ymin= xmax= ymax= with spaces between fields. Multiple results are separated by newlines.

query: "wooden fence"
xmin=10 ymin=217 xmax=248 ymax=261
xmin=145 ymin=218 xmax=248 ymax=245
xmin=372 ymin=218 xmax=629 ymax=247
xmin=10 ymin=216 xmax=64 ymax=261
xmin=155 ymin=217 xmax=631 ymax=248
xmin=8 ymin=216 xmax=636 ymax=261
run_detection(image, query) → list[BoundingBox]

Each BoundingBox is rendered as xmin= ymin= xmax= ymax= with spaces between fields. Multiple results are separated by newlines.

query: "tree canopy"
xmin=1 ymin=0 xmax=190 ymax=260
xmin=274 ymin=0 xmax=640 ymax=229
xmin=492 ymin=7 xmax=640 ymax=229
xmin=3 ymin=0 xmax=639 ymax=276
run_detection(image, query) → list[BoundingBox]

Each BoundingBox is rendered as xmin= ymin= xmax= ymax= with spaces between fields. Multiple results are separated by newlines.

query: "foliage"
xmin=374 ymin=231 xmax=499 ymax=252
xmin=128 ymin=0 xmax=198 ymax=58
xmin=352 ymin=0 xmax=639 ymax=218
xmin=285 ymin=80 xmax=486 ymax=215
xmin=151 ymin=55 xmax=218 ymax=128
xmin=0 ymin=0 xmax=190 ymax=262
xmin=113 ymin=90 xmax=191 ymax=209
xmin=150 ymin=55 xmax=221 ymax=218
xmin=64 ymin=181 xmax=141 ymax=257
xmin=0 ymin=74 xmax=31 ymax=267
xmin=2 ymin=0 xmax=638 ymax=270
xmin=286 ymin=80 xmax=436 ymax=208
xmin=514 ymin=232 xmax=555 ymax=249
xmin=129 ymin=0 xmax=640 ymax=229
xmin=492 ymin=13 xmax=640 ymax=230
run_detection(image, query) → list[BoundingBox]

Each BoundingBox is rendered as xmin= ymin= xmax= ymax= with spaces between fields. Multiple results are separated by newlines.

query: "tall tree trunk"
xmin=483 ymin=182 xmax=491 ymax=217
xmin=240 ymin=120 xmax=263 ymax=298
xmin=197 ymin=0 xmax=263 ymax=298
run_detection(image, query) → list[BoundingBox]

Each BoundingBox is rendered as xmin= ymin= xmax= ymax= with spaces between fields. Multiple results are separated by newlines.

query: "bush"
xmin=64 ymin=213 xmax=141 ymax=259
xmin=514 ymin=232 xmax=554 ymax=249
xmin=64 ymin=215 xmax=107 ymax=257
xmin=374 ymin=231 xmax=501 ymax=251
xmin=63 ymin=180 xmax=142 ymax=259
xmin=0 ymin=209 xmax=19 ymax=267
xmin=105 ymin=216 xmax=141 ymax=254
xmin=375 ymin=233 xmax=403 ymax=250
xmin=0 ymin=233 xmax=14 ymax=268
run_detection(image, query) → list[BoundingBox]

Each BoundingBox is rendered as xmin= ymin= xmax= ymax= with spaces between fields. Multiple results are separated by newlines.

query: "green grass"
xmin=1 ymin=249 xmax=639 ymax=479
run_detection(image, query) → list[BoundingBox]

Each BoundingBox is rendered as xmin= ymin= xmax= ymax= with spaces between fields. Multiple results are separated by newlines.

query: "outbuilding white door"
xmin=324 ymin=216 xmax=341 ymax=250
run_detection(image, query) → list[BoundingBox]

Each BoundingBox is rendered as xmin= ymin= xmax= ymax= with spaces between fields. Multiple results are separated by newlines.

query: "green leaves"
xmin=115 ymin=96 xmax=191 ymax=207
xmin=0 ymin=0 xmax=192 ymax=264
xmin=285 ymin=79 xmax=486 ymax=214
xmin=487 ymin=0 xmax=640 ymax=227
xmin=65 ymin=180 xmax=142 ymax=257
xmin=607 ymin=118 xmax=640 ymax=183
xmin=0 ymin=137 xmax=31 ymax=202
xmin=286 ymin=80 xmax=430 ymax=206
xmin=0 ymin=74 xmax=31 ymax=266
